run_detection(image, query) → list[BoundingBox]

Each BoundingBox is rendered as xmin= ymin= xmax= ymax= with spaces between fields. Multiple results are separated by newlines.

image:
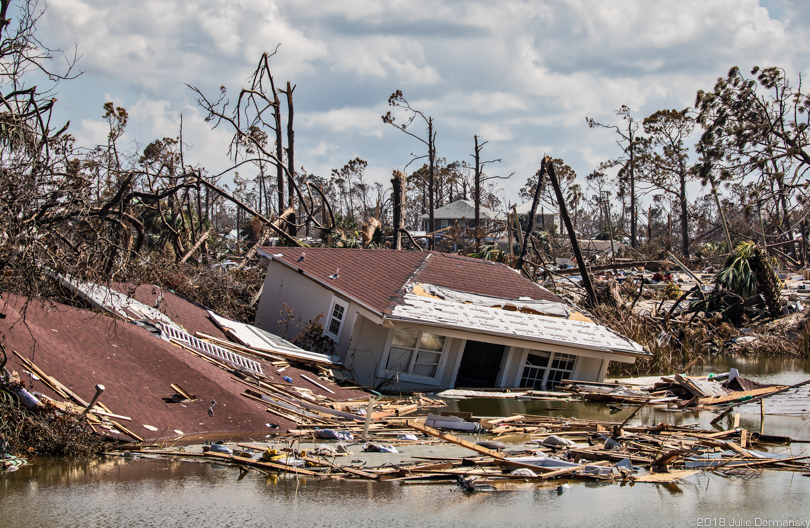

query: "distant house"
xmin=254 ymin=248 xmax=648 ymax=392
xmin=575 ymin=238 xmax=628 ymax=258
xmin=513 ymin=201 xmax=558 ymax=234
xmin=419 ymin=199 xmax=503 ymax=233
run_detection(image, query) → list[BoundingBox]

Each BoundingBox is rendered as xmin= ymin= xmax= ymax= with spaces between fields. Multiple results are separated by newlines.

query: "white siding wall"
xmin=344 ymin=315 xmax=390 ymax=387
xmin=254 ymin=263 xmax=358 ymax=358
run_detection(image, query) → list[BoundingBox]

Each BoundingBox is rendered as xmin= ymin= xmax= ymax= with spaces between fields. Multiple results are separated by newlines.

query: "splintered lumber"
xmin=297 ymin=455 xmax=379 ymax=479
xmin=393 ymin=404 xmax=418 ymax=416
xmin=14 ymin=351 xmax=89 ymax=406
xmin=674 ymin=374 xmax=726 ymax=398
xmin=407 ymin=420 xmax=506 ymax=459
xmin=299 ymin=374 xmax=335 ymax=395
xmin=652 ymin=448 xmax=695 ymax=469
xmin=203 ymin=451 xmax=321 ymax=476
xmin=170 ymin=384 xmax=197 ymax=402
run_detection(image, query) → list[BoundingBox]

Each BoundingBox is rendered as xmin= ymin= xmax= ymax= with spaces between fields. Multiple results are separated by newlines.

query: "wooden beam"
xmin=407 ymin=420 xmax=506 ymax=459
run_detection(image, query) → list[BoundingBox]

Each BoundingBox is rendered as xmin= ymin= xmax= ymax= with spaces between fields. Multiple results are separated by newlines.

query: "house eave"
xmin=382 ymin=313 xmax=649 ymax=360
xmin=257 ymin=247 xmax=385 ymax=324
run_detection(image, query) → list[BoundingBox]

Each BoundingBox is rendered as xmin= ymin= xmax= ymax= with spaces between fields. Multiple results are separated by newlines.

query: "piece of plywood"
xmin=633 ymin=470 xmax=699 ymax=483
xmin=699 ymin=385 xmax=787 ymax=405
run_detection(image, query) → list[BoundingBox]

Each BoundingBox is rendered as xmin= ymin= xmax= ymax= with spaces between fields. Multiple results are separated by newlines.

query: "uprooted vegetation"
xmin=572 ymin=243 xmax=810 ymax=377
xmin=1 ymin=347 xmax=112 ymax=457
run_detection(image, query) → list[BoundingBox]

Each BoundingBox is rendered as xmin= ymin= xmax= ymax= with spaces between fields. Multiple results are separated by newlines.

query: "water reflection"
xmin=2 ymin=357 xmax=810 ymax=527
xmin=2 ymin=450 xmax=810 ymax=527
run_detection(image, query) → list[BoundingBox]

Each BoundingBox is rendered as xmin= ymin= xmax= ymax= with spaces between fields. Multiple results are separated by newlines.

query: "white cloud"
xmin=32 ymin=0 xmax=810 ymax=206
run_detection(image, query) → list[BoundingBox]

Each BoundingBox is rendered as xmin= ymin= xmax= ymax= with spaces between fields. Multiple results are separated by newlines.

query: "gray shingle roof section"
xmin=418 ymin=199 xmax=502 ymax=220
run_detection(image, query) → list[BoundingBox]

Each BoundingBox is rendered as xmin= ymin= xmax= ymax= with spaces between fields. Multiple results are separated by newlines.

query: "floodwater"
xmin=2 ymin=355 xmax=810 ymax=528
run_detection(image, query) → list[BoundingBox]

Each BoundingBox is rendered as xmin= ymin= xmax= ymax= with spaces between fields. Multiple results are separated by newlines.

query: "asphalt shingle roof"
xmin=259 ymin=247 xmax=564 ymax=315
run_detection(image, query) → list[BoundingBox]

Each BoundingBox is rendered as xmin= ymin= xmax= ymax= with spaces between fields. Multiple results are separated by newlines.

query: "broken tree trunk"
xmin=196 ymin=175 xmax=303 ymax=247
xmin=236 ymin=208 xmax=296 ymax=271
xmin=515 ymin=163 xmax=545 ymax=275
xmin=392 ymin=170 xmax=406 ymax=250
xmin=179 ymin=227 xmax=214 ymax=264
xmin=546 ymin=156 xmax=597 ymax=306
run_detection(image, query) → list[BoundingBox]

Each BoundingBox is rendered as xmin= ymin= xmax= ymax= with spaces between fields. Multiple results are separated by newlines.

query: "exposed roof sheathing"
xmin=389 ymin=293 xmax=649 ymax=357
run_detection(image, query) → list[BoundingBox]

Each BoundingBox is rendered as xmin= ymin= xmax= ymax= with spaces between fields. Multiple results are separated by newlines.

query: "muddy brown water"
xmin=2 ymin=355 xmax=810 ymax=528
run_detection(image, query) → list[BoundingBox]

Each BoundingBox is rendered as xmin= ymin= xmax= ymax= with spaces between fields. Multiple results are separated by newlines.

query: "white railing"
xmin=158 ymin=323 xmax=264 ymax=376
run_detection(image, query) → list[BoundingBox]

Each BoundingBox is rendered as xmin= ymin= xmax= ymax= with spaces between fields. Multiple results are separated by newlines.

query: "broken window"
xmin=325 ymin=298 xmax=348 ymax=341
xmin=520 ymin=350 xmax=576 ymax=389
xmin=385 ymin=328 xmax=446 ymax=378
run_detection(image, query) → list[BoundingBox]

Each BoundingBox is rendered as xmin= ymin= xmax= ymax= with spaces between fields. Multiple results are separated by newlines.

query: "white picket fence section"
xmin=158 ymin=322 xmax=264 ymax=376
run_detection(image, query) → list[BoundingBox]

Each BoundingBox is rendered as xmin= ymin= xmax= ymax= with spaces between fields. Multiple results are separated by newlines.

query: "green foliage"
xmin=470 ymin=244 xmax=507 ymax=263
xmin=716 ymin=241 xmax=759 ymax=298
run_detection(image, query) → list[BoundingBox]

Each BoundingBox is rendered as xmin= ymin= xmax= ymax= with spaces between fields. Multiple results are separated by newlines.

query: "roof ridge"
xmin=386 ymin=252 xmax=433 ymax=312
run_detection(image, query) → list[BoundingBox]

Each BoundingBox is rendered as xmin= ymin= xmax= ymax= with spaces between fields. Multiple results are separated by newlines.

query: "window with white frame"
xmin=385 ymin=328 xmax=446 ymax=378
xmin=325 ymin=298 xmax=348 ymax=341
xmin=520 ymin=350 xmax=576 ymax=389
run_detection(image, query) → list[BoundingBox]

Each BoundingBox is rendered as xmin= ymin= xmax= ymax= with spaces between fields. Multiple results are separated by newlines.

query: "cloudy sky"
xmin=34 ymin=0 xmax=810 ymax=207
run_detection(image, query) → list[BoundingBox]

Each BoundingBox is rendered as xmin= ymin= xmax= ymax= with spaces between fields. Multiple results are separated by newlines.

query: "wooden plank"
xmin=299 ymin=374 xmax=336 ymax=395
xmin=14 ymin=351 xmax=88 ymax=406
xmin=393 ymin=404 xmax=418 ymax=416
xmin=699 ymin=385 xmax=787 ymax=405
xmin=297 ymin=455 xmax=379 ymax=479
xmin=407 ymin=420 xmax=506 ymax=459
xmin=724 ymin=378 xmax=810 ymax=415
xmin=203 ymin=451 xmax=321 ymax=476
xmin=88 ymin=409 xmax=131 ymax=421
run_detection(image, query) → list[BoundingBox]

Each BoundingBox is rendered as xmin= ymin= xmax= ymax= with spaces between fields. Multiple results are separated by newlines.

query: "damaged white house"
xmin=254 ymin=248 xmax=649 ymax=392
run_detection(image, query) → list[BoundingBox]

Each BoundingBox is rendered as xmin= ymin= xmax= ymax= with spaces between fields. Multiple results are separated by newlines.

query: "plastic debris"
xmin=362 ymin=443 xmax=398 ymax=453
xmin=315 ymin=429 xmax=354 ymax=441
xmin=543 ymin=435 xmax=577 ymax=447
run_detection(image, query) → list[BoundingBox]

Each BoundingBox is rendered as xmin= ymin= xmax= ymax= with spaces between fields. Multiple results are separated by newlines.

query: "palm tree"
xmin=715 ymin=241 xmax=781 ymax=316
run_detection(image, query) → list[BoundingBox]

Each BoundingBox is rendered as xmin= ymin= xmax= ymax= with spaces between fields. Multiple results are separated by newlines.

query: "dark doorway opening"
xmin=454 ymin=340 xmax=505 ymax=388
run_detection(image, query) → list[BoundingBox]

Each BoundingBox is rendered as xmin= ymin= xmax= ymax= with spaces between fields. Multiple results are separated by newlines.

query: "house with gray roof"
xmin=513 ymin=201 xmax=558 ymax=234
xmin=419 ymin=199 xmax=503 ymax=233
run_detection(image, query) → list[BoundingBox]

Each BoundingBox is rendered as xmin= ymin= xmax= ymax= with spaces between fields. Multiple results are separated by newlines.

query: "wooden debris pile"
xmin=119 ymin=410 xmax=810 ymax=488
xmin=558 ymin=369 xmax=793 ymax=413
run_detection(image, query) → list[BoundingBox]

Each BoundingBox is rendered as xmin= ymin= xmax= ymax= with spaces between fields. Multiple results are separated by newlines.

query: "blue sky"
xmin=33 ymin=0 xmax=810 ymax=208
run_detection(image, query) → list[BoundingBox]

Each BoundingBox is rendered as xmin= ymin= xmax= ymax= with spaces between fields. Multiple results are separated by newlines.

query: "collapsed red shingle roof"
xmin=0 ymin=292 xmax=366 ymax=444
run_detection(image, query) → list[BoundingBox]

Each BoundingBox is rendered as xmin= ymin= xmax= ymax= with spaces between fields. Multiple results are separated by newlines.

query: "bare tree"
xmin=382 ymin=90 xmax=437 ymax=249
xmin=587 ymin=106 xmax=641 ymax=248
